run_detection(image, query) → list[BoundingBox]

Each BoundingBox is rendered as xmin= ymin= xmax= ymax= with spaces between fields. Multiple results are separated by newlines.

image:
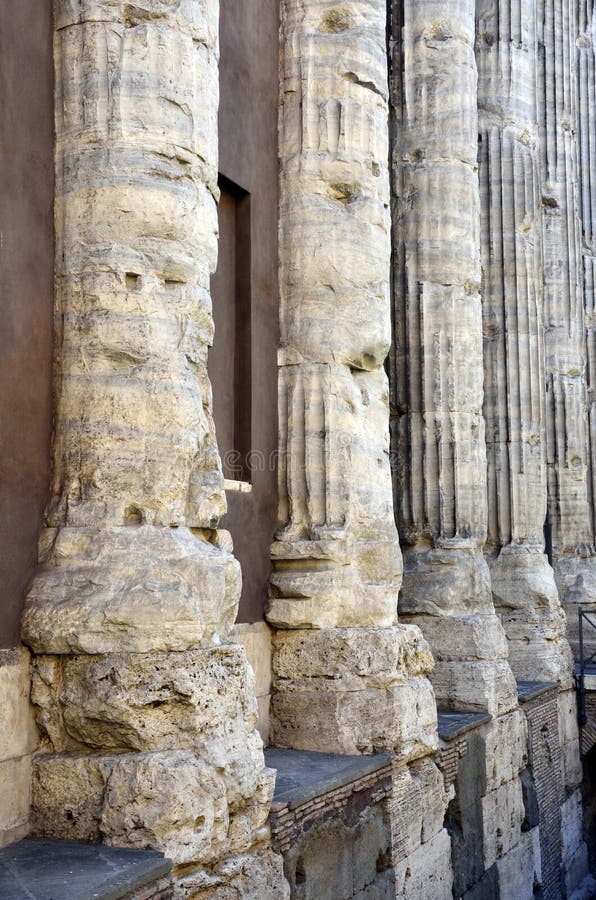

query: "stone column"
xmin=21 ymin=2 xmax=287 ymax=894
xmin=267 ymin=0 xmax=439 ymax=763
xmin=476 ymin=0 xmax=572 ymax=686
xmin=538 ymin=0 xmax=596 ymax=638
xmin=576 ymin=0 xmax=596 ymax=655
xmin=389 ymin=0 xmax=517 ymax=716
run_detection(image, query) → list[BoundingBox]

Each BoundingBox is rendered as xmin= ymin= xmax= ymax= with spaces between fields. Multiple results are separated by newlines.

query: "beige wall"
xmin=232 ymin=622 xmax=272 ymax=743
xmin=0 ymin=649 xmax=37 ymax=847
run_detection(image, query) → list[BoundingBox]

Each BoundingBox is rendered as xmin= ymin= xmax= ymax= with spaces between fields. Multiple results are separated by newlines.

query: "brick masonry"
xmin=269 ymin=763 xmax=393 ymax=856
xmin=437 ymin=739 xmax=468 ymax=794
xmin=519 ymin=685 xmax=564 ymax=900
xmin=581 ymin=693 xmax=596 ymax=756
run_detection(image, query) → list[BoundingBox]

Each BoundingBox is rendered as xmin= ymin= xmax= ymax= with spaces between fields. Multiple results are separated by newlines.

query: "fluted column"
xmin=389 ymin=0 xmax=517 ymax=715
xmin=268 ymin=0 xmax=438 ymax=762
xmin=20 ymin=2 xmax=287 ymax=892
xmin=575 ymin=0 xmax=596 ymax=652
xmin=476 ymin=0 xmax=572 ymax=685
xmin=539 ymin=0 xmax=596 ymax=630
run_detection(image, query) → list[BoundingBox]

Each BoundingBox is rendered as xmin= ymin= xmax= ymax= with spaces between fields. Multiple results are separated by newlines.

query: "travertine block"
xmin=31 ymin=646 xmax=267 ymax=812
xmin=0 ymin=756 xmax=32 ymax=849
xmin=173 ymin=848 xmax=289 ymax=899
xmin=32 ymin=753 xmax=109 ymax=842
xmin=400 ymin=615 xmax=508 ymax=662
xmin=271 ymin=676 xmax=437 ymax=761
xmin=494 ymin=830 xmax=541 ymax=900
xmin=272 ymin=626 xmax=433 ymax=689
xmin=561 ymin=790 xmax=586 ymax=864
xmin=482 ymin=710 xmax=528 ymax=791
xmin=399 ymin=549 xmax=493 ymax=618
xmin=558 ymin=690 xmax=584 ymax=789
xmin=431 ymin=660 xmax=518 ymax=716
xmin=32 ymin=751 xmax=241 ymax=866
xmin=481 ymin=778 xmax=524 ymax=868
xmin=101 ymin=752 xmax=229 ymax=865
xmin=270 ymin=625 xmax=437 ymax=758
xmin=0 ymin=648 xmax=37 ymax=762
xmin=393 ymin=828 xmax=453 ymax=900
xmin=23 ymin=527 xmax=240 ymax=655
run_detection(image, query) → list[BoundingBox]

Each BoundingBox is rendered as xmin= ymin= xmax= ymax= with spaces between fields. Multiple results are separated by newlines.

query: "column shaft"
xmin=390 ymin=0 xmax=517 ymax=714
xmin=477 ymin=0 xmax=571 ymax=684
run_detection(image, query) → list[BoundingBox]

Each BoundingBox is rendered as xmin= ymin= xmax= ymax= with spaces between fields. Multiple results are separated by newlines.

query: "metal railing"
xmin=577 ymin=607 xmax=596 ymax=726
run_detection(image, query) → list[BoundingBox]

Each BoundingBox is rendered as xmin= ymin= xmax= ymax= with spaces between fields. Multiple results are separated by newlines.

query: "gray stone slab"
xmin=516 ymin=680 xmax=559 ymax=703
xmin=264 ymin=747 xmax=391 ymax=812
xmin=0 ymin=837 xmax=171 ymax=900
xmin=437 ymin=712 xmax=492 ymax=742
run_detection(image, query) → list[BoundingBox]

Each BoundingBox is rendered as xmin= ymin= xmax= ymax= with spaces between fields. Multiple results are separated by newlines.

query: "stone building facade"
xmin=1 ymin=0 xmax=596 ymax=898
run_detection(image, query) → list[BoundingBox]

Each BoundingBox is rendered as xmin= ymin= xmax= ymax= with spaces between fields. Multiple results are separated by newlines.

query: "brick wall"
xmin=520 ymin=687 xmax=564 ymax=900
xmin=269 ymin=763 xmax=393 ymax=855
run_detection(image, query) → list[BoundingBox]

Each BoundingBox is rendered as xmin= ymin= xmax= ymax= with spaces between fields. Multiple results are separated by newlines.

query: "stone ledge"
xmin=265 ymin=747 xmax=391 ymax=812
xmin=0 ymin=837 xmax=172 ymax=900
xmin=516 ymin=680 xmax=559 ymax=704
xmin=265 ymin=748 xmax=393 ymax=855
xmin=437 ymin=711 xmax=492 ymax=742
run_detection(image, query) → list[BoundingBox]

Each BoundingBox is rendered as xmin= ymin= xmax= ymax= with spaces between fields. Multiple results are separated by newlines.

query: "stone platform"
xmin=0 ymin=838 xmax=172 ymax=900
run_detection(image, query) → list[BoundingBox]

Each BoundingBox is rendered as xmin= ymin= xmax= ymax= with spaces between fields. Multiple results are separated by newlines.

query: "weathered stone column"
xmin=269 ymin=6 xmax=453 ymax=889
xmin=475 ymin=8 xmax=585 ymax=888
xmin=576 ymin=0 xmax=596 ymax=658
xmin=539 ymin=0 xmax=596 ymax=640
xmin=476 ymin=0 xmax=572 ymax=686
xmin=389 ymin=0 xmax=517 ymax=716
xmin=21 ymin=2 xmax=287 ymax=895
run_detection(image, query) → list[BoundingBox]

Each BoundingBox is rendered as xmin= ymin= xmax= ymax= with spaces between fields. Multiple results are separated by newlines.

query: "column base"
xmin=23 ymin=526 xmax=240 ymax=654
xmin=270 ymin=625 xmax=438 ymax=760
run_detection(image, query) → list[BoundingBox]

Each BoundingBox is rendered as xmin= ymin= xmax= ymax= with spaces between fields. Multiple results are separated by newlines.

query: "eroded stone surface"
xmin=268 ymin=0 xmax=402 ymax=628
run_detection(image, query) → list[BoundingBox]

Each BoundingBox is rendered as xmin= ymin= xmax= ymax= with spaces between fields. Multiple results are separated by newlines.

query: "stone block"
xmin=558 ymin=690 xmax=583 ymax=789
xmin=271 ymin=676 xmax=437 ymax=760
xmin=32 ymin=751 xmax=233 ymax=866
xmin=401 ymin=614 xmax=508 ymax=662
xmin=32 ymin=753 xmax=109 ymax=842
xmin=272 ymin=625 xmax=433 ymax=690
xmin=389 ymin=759 xmax=449 ymax=863
xmin=494 ymin=830 xmax=541 ymax=900
xmin=102 ymin=752 xmax=229 ymax=866
xmin=482 ymin=710 xmax=528 ymax=791
xmin=231 ymin=622 xmax=272 ymax=697
xmin=393 ymin=828 xmax=453 ymax=900
xmin=0 ymin=648 xmax=38 ymax=762
xmin=564 ymin=843 xmax=590 ymax=898
xmin=23 ymin=526 xmax=240 ymax=655
xmin=561 ymin=790 xmax=585 ymax=863
xmin=431 ymin=659 xmax=518 ymax=716
xmin=31 ymin=646 xmax=267 ymax=813
xmin=481 ymin=779 xmax=524 ymax=868
xmin=172 ymin=848 xmax=289 ymax=898
xmin=0 ymin=756 xmax=31 ymax=848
